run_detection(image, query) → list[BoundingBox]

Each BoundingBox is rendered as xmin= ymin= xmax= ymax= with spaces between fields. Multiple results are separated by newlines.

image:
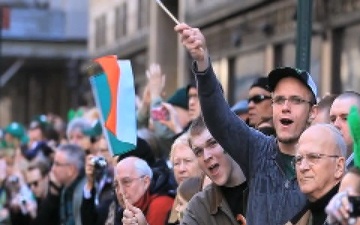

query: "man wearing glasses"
xmin=175 ymin=23 xmax=318 ymax=225
xmin=287 ymin=123 xmax=346 ymax=224
xmin=31 ymin=144 xmax=86 ymax=225
xmin=25 ymin=160 xmax=50 ymax=207
xmin=114 ymin=156 xmax=174 ymax=225
xmin=52 ymin=144 xmax=86 ymax=225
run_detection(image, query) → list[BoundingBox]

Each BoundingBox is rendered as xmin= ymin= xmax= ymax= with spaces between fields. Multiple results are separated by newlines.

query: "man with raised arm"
xmin=175 ymin=23 xmax=318 ymax=225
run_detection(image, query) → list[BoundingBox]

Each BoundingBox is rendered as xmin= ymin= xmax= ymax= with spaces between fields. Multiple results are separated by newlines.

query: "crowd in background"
xmin=0 ymin=22 xmax=360 ymax=225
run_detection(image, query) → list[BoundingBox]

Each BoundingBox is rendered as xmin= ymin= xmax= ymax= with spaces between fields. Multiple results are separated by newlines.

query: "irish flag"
xmin=89 ymin=55 xmax=137 ymax=156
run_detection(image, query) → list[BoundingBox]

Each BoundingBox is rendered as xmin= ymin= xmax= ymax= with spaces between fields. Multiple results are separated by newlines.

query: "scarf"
xmin=133 ymin=189 xmax=158 ymax=216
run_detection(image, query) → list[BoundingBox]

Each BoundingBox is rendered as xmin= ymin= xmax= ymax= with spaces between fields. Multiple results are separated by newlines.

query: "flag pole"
xmin=155 ymin=0 xmax=180 ymax=25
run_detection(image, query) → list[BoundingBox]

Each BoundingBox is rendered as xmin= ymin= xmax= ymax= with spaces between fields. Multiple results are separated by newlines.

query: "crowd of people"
xmin=0 ymin=23 xmax=360 ymax=225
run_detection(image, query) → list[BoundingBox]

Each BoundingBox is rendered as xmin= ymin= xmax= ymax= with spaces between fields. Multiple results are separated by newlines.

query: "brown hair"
xmin=177 ymin=176 xmax=203 ymax=202
xmin=188 ymin=115 xmax=206 ymax=139
xmin=27 ymin=159 xmax=51 ymax=177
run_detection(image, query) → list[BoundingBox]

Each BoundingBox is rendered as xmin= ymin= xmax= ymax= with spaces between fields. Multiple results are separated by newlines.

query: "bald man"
xmin=288 ymin=124 xmax=346 ymax=224
xmin=330 ymin=91 xmax=360 ymax=167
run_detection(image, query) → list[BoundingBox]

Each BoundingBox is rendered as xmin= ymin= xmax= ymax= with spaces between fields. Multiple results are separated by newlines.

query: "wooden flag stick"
xmin=155 ymin=0 xmax=180 ymax=25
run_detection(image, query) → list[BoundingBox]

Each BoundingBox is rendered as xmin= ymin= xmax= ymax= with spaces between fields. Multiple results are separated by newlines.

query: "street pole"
xmin=296 ymin=0 xmax=312 ymax=71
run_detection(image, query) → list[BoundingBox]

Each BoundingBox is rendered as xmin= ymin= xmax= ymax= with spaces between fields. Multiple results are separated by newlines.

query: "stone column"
xmin=149 ymin=0 xmax=179 ymax=96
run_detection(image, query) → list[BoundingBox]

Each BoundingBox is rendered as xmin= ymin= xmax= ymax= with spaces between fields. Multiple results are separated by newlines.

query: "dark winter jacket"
xmin=193 ymin=63 xmax=307 ymax=225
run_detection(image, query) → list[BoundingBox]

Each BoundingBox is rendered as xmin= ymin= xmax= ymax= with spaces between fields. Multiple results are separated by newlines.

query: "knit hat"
xmin=186 ymin=81 xmax=197 ymax=97
xmin=167 ymin=87 xmax=189 ymax=110
xmin=250 ymin=77 xmax=270 ymax=92
xmin=118 ymin=137 xmax=156 ymax=167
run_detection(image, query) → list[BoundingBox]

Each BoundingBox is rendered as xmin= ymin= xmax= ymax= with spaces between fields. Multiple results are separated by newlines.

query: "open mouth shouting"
xmin=208 ymin=163 xmax=220 ymax=177
xmin=280 ymin=118 xmax=294 ymax=127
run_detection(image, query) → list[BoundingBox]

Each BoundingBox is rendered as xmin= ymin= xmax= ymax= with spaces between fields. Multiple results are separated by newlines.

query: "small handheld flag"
xmin=89 ymin=55 xmax=137 ymax=156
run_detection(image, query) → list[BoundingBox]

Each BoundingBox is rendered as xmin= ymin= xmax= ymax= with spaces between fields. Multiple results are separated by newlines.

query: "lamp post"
xmin=296 ymin=0 xmax=313 ymax=71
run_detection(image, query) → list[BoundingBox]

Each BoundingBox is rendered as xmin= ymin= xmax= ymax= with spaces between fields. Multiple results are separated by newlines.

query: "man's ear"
xmin=308 ymin=105 xmax=318 ymax=124
xmin=143 ymin=175 xmax=151 ymax=189
xmin=335 ymin=157 xmax=345 ymax=179
xmin=68 ymin=164 xmax=77 ymax=176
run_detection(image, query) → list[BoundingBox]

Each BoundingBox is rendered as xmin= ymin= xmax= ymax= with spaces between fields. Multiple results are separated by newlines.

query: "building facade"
xmin=89 ymin=0 xmax=360 ymax=105
xmin=2 ymin=0 xmax=356 ymax=126
xmin=0 ymin=0 xmax=88 ymax=126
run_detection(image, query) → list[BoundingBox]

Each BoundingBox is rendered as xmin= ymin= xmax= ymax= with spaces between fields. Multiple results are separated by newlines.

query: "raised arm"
xmin=175 ymin=23 xmax=269 ymax=177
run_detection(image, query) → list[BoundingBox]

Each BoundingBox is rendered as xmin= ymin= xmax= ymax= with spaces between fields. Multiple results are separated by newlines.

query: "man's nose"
xmin=280 ymin=100 xmax=291 ymax=112
xmin=332 ymin=117 xmax=341 ymax=129
xmin=203 ymin=150 xmax=212 ymax=162
xmin=297 ymin=158 xmax=310 ymax=171
xmin=248 ymin=100 xmax=255 ymax=109
xmin=179 ymin=161 xmax=186 ymax=171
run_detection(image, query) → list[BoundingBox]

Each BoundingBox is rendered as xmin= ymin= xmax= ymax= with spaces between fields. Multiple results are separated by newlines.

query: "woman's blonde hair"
xmin=169 ymin=132 xmax=190 ymax=163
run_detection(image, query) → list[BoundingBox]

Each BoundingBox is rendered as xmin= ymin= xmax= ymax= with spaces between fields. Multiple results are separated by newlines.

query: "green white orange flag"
xmin=89 ymin=55 xmax=137 ymax=156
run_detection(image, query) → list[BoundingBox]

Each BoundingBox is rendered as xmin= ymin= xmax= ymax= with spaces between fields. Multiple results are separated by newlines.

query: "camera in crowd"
xmin=8 ymin=175 xmax=19 ymax=185
xmin=6 ymin=175 xmax=35 ymax=215
xmin=151 ymin=106 xmax=169 ymax=121
xmin=91 ymin=156 xmax=107 ymax=171
xmin=349 ymin=196 xmax=360 ymax=217
xmin=7 ymin=175 xmax=21 ymax=194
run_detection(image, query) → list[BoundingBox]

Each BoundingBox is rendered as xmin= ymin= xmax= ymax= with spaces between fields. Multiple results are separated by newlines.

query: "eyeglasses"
xmin=292 ymin=153 xmax=340 ymax=167
xmin=248 ymin=95 xmax=271 ymax=104
xmin=27 ymin=180 xmax=40 ymax=188
xmin=115 ymin=176 xmax=145 ymax=189
xmin=272 ymin=96 xmax=312 ymax=106
xmin=53 ymin=161 xmax=71 ymax=167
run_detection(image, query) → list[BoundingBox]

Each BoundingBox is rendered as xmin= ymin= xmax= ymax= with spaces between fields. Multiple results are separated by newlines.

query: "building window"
xmin=115 ymin=3 xmax=127 ymax=40
xmin=95 ymin=14 xmax=106 ymax=48
xmin=339 ymin=24 xmax=360 ymax=93
xmin=231 ymin=50 xmax=266 ymax=102
xmin=138 ymin=0 xmax=149 ymax=29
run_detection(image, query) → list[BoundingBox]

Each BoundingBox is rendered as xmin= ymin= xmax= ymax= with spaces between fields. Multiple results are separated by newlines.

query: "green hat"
xmin=29 ymin=115 xmax=49 ymax=130
xmin=83 ymin=120 xmax=102 ymax=137
xmin=5 ymin=122 xmax=29 ymax=144
xmin=167 ymin=87 xmax=189 ymax=110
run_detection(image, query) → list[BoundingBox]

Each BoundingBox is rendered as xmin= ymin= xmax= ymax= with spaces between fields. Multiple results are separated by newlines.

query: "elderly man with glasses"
xmin=175 ymin=23 xmax=319 ymax=225
xmin=114 ymin=156 xmax=174 ymax=225
xmin=52 ymin=144 xmax=86 ymax=225
xmin=286 ymin=123 xmax=346 ymax=225
xmin=31 ymin=144 xmax=86 ymax=225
